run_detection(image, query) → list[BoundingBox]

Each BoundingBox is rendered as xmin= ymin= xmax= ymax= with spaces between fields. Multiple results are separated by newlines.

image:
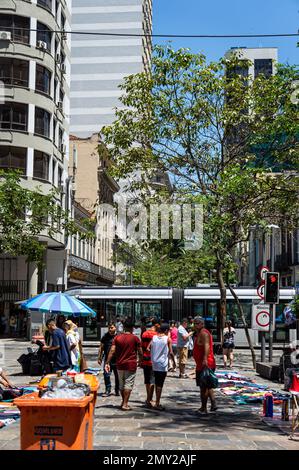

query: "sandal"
xmin=154 ymin=404 xmax=165 ymax=411
xmin=144 ymin=401 xmax=153 ymax=409
xmin=121 ymin=405 xmax=132 ymax=411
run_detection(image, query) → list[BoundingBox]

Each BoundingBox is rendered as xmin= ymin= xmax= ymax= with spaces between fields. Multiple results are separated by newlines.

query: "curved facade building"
xmin=0 ymin=0 xmax=72 ymax=328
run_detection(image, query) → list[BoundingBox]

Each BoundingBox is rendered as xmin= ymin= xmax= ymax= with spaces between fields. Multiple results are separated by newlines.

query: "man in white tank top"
xmin=149 ymin=324 xmax=175 ymax=411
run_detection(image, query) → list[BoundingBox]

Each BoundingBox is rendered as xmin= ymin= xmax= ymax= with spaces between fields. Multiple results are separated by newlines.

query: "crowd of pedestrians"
xmin=97 ymin=315 xmax=223 ymax=414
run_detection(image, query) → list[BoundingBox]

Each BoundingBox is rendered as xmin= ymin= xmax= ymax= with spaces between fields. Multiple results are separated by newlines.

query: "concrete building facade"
xmin=70 ymin=0 xmax=152 ymax=137
xmin=0 ymin=0 xmax=72 ymax=335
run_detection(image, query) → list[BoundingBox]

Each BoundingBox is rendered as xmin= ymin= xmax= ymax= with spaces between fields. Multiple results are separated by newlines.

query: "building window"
xmin=61 ymin=12 xmax=66 ymax=30
xmin=0 ymin=146 xmax=27 ymax=173
xmin=52 ymin=159 xmax=56 ymax=184
xmin=254 ymin=59 xmax=273 ymax=79
xmin=37 ymin=21 xmax=52 ymax=52
xmin=33 ymin=150 xmax=49 ymax=180
xmin=58 ymin=166 xmax=63 ymax=186
xmin=53 ymin=119 xmax=57 ymax=146
xmin=35 ymin=64 xmax=51 ymax=95
xmin=54 ymin=79 xmax=58 ymax=103
xmin=0 ymin=103 xmax=28 ymax=131
xmin=37 ymin=0 xmax=52 ymax=12
xmin=0 ymin=15 xmax=30 ymax=44
xmin=55 ymin=0 xmax=59 ymax=21
xmin=35 ymin=107 xmax=50 ymax=137
xmin=58 ymin=127 xmax=63 ymax=150
xmin=0 ymin=58 xmax=29 ymax=88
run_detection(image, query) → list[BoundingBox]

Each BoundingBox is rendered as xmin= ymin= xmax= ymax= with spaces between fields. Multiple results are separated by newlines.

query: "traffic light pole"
xmin=268 ymin=303 xmax=273 ymax=362
xmin=261 ymin=333 xmax=266 ymax=362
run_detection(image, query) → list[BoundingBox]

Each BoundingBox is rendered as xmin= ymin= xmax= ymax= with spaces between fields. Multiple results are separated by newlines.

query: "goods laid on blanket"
xmin=216 ymin=370 xmax=289 ymax=415
xmin=0 ymin=387 xmax=37 ymax=429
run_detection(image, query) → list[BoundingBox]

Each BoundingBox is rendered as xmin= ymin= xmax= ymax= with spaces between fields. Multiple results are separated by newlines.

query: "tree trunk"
xmin=216 ymin=263 xmax=226 ymax=344
xmin=227 ymin=282 xmax=256 ymax=369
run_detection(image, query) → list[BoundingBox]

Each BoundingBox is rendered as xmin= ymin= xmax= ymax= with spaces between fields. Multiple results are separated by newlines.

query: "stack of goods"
xmin=0 ymin=386 xmax=37 ymax=429
xmin=216 ymin=370 xmax=289 ymax=409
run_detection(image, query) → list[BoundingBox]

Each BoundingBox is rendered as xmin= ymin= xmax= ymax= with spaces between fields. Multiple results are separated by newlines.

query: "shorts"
xmin=223 ymin=343 xmax=234 ymax=350
xmin=178 ymin=347 xmax=188 ymax=365
xmin=153 ymin=371 xmax=167 ymax=388
xmin=143 ymin=365 xmax=155 ymax=385
xmin=172 ymin=344 xmax=178 ymax=356
xmin=117 ymin=369 xmax=136 ymax=391
xmin=196 ymin=368 xmax=216 ymax=387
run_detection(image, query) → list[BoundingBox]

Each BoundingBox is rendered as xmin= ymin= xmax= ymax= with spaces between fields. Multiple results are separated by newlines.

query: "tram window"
xmin=227 ymin=300 xmax=252 ymax=328
xmin=206 ymin=301 xmax=218 ymax=329
xmin=105 ymin=301 xmax=133 ymax=324
xmin=193 ymin=302 xmax=204 ymax=317
xmin=135 ymin=302 xmax=161 ymax=325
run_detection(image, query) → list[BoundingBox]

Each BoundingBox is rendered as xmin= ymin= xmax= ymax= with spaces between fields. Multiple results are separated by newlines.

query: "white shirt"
xmin=151 ymin=335 xmax=169 ymax=372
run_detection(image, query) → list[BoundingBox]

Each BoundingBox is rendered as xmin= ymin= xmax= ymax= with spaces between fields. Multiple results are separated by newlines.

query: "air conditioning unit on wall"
xmin=0 ymin=31 xmax=12 ymax=42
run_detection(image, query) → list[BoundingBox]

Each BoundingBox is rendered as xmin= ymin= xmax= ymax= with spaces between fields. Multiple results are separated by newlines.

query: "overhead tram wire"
xmin=7 ymin=28 xmax=299 ymax=39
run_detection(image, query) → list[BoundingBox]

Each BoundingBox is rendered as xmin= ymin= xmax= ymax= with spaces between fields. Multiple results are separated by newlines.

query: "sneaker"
xmin=102 ymin=391 xmax=112 ymax=397
xmin=115 ymin=390 xmax=120 ymax=397
xmin=179 ymin=374 xmax=188 ymax=379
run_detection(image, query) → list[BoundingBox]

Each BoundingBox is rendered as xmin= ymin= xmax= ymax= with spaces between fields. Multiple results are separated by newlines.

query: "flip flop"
xmin=144 ymin=401 xmax=153 ymax=409
xmin=121 ymin=406 xmax=132 ymax=411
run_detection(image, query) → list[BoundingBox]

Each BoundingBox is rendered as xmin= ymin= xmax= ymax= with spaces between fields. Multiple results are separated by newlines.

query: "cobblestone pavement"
xmin=0 ymin=339 xmax=298 ymax=450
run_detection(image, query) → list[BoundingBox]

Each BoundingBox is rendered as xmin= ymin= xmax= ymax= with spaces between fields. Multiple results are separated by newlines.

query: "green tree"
xmin=103 ymin=46 xmax=299 ymax=365
xmin=0 ymin=170 xmax=94 ymax=264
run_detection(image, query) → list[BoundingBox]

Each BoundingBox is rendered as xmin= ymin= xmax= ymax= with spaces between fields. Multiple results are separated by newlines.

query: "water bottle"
xmin=281 ymin=399 xmax=289 ymax=421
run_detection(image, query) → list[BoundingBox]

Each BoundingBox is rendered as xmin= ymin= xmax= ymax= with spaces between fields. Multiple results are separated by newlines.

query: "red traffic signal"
xmin=264 ymin=272 xmax=280 ymax=304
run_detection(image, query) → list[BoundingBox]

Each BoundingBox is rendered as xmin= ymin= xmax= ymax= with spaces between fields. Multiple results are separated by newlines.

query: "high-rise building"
xmin=70 ymin=0 xmax=152 ymax=137
xmin=0 ymin=0 xmax=72 ymax=335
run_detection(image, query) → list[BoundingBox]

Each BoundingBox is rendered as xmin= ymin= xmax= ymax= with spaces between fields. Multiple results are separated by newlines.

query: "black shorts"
xmin=196 ymin=368 xmax=216 ymax=387
xmin=223 ymin=343 xmax=235 ymax=349
xmin=143 ymin=365 xmax=155 ymax=385
xmin=154 ymin=371 xmax=167 ymax=388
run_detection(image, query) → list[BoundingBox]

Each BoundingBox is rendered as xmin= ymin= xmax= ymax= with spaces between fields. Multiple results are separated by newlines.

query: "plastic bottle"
xmin=265 ymin=393 xmax=273 ymax=418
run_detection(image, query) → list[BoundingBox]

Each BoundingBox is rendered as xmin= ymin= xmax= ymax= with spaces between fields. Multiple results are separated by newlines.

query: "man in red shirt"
xmin=141 ymin=318 xmax=159 ymax=408
xmin=105 ymin=318 xmax=143 ymax=411
xmin=193 ymin=316 xmax=217 ymax=414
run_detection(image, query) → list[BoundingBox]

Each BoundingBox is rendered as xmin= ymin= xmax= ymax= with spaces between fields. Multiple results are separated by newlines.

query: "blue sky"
xmin=153 ymin=0 xmax=298 ymax=65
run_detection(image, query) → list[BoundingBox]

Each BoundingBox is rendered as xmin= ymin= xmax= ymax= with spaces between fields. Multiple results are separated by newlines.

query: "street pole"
xmin=261 ymin=333 xmax=266 ymax=362
xmin=269 ymin=303 xmax=273 ymax=362
xmin=268 ymin=227 xmax=275 ymax=363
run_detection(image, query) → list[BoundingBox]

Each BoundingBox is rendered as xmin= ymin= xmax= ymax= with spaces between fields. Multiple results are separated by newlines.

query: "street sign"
xmin=257 ymin=284 xmax=265 ymax=300
xmin=252 ymin=303 xmax=270 ymax=331
xmin=259 ymin=266 xmax=270 ymax=282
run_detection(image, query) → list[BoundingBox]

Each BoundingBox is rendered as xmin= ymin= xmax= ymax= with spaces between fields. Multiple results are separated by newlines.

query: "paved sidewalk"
xmin=0 ymin=340 xmax=298 ymax=450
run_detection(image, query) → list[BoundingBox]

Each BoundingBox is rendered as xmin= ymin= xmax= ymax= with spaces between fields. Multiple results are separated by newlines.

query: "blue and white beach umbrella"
xmin=21 ymin=292 xmax=96 ymax=317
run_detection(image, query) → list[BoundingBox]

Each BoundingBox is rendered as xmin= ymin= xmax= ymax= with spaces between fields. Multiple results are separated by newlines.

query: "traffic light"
xmin=264 ymin=272 xmax=280 ymax=304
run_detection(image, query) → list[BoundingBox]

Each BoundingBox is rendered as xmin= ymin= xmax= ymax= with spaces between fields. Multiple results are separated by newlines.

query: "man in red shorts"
xmin=193 ymin=316 xmax=217 ymax=414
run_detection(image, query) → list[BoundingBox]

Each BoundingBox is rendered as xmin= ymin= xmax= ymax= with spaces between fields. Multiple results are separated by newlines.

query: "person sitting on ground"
xmin=0 ymin=367 xmax=14 ymax=389
xmin=149 ymin=323 xmax=175 ymax=411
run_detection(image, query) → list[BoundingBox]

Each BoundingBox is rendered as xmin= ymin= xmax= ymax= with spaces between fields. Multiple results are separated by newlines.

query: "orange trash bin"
xmin=14 ymin=392 xmax=94 ymax=450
